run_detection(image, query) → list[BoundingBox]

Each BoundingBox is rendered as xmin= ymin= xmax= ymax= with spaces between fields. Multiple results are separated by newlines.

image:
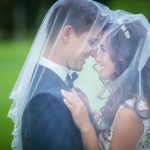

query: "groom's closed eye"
xmin=88 ymin=38 xmax=100 ymax=49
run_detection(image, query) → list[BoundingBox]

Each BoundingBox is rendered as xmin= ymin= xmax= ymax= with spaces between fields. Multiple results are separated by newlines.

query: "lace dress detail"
xmin=137 ymin=117 xmax=150 ymax=150
xmin=99 ymin=99 xmax=150 ymax=150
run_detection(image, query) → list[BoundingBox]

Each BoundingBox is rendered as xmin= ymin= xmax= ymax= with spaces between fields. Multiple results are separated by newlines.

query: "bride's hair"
xmin=98 ymin=20 xmax=150 ymax=141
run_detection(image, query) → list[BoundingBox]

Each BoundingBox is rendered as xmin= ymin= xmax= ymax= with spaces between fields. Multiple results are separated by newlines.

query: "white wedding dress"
xmin=99 ymin=99 xmax=150 ymax=150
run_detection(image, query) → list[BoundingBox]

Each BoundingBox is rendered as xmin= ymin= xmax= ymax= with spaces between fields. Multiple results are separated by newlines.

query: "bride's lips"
xmin=99 ymin=64 xmax=104 ymax=71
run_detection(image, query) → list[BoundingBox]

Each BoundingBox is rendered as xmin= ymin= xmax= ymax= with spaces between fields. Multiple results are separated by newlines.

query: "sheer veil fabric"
xmin=8 ymin=0 xmax=111 ymax=149
xmin=8 ymin=0 xmax=150 ymax=149
xmin=98 ymin=13 xmax=150 ymax=115
xmin=96 ymin=11 xmax=150 ymax=150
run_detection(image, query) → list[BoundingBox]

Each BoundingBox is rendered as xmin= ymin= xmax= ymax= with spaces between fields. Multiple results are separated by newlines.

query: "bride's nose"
xmin=95 ymin=51 xmax=103 ymax=62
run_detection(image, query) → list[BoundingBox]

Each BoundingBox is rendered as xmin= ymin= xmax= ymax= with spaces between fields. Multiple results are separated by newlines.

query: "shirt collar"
xmin=39 ymin=57 xmax=72 ymax=83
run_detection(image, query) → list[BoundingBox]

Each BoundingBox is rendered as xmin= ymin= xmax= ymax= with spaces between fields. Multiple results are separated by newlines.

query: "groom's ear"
xmin=62 ymin=25 xmax=73 ymax=43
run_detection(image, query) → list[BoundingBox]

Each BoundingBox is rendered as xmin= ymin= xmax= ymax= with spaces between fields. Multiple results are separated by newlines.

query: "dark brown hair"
xmin=99 ymin=21 xmax=150 ymax=142
xmin=47 ymin=0 xmax=100 ymax=43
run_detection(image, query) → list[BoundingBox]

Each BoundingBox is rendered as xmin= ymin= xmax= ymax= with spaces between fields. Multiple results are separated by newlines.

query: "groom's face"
xmin=67 ymin=29 xmax=100 ymax=71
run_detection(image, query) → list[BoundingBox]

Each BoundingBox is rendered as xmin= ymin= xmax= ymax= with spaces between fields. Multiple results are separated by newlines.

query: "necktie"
xmin=66 ymin=72 xmax=78 ymax=88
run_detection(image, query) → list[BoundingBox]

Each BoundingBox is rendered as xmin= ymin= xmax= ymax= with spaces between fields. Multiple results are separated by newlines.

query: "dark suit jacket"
xmin=22 ymin=65 xmax=84 ymax=150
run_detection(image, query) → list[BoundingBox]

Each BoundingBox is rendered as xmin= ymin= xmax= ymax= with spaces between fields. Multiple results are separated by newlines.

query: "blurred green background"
xmin=0 ymin=0 xmax=150 ymax=149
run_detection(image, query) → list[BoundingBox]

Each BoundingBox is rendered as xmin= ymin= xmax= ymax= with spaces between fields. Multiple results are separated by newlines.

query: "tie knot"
xmin=66 ymin=72 xmax=78 ymax=88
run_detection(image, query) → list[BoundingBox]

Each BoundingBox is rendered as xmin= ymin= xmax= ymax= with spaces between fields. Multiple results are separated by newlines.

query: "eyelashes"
xmin=89 ymin=38 xmax=100 ymax=48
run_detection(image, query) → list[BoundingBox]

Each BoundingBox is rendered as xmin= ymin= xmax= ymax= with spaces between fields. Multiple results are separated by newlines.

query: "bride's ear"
xmin=62 ymin=25 xmax=73 ymax=43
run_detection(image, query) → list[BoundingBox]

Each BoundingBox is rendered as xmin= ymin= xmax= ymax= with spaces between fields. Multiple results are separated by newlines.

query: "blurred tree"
xmin=12 ymin=0 xmax=26 ymax=38
xmin=0 ymin=0 xmax=114 ymax=40
xmin=0 ymin=0 xmax=14 ymax=39
xmin=0 ymin=0 xmax=59 ymax=39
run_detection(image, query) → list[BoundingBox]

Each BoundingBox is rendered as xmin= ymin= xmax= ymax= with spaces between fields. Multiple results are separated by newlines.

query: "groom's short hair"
xmin=47 ymin=0 xmax=101 ymax=42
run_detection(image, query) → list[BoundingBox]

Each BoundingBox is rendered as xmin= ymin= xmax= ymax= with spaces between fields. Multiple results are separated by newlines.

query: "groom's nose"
xmin=90 ymin=49 xmax=97 ymax=58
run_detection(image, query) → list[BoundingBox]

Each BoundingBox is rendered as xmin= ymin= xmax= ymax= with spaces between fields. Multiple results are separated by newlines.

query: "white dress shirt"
xmin=39 ymin=57 xmax=72 ymax=83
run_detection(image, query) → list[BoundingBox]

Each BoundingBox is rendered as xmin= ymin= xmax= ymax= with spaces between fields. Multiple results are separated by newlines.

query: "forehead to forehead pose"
xmin=62 ymin=12 xmax=150 ymax=150
xmin=8 ymin=0 xmax=110 ymax=150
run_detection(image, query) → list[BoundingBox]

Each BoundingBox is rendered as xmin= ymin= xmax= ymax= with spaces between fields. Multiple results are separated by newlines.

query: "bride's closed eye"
xmin=97 ymin=44 xmax=107 ymax=54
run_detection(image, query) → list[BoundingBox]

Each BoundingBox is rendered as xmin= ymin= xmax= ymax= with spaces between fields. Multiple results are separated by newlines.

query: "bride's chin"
xmin=99 ymin=73 xmax=109 ymax=80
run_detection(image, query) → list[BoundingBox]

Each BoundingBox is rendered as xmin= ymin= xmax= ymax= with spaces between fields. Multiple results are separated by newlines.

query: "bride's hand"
xmin=74 ymin=87 xmax=92 ymax=112
xmin=61 ymin=89 xmax=92 ymax=133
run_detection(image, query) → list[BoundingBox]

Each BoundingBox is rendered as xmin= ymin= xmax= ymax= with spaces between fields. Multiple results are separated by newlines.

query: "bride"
xmin=62 ymin=13 xmax=150 ymax=150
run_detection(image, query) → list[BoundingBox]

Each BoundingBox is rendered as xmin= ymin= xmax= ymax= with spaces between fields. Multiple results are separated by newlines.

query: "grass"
xmin=0 ymin=38 xmax=32 ymax=150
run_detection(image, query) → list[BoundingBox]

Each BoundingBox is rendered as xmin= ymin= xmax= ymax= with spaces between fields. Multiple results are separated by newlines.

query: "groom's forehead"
xmin=93 ymin=27 xmax=103 ymax=36
xmin=88 ymin=29 xmax=103 ymax=41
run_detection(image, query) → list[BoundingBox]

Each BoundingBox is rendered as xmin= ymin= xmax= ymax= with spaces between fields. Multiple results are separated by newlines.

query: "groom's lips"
xmin=81 ymin=56 xmax=88 ymax=65
xmin=80 ymin=55 xmax=89 ymax=65
xmin=80 ymin=58 xmax=85 ymax=65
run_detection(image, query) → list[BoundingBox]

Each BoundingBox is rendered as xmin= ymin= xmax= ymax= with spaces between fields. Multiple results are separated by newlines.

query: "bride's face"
xmin=95 ymin=40 xmax=115 ymax=80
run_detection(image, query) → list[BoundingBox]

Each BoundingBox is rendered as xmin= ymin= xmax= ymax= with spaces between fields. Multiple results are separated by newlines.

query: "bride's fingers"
xmin=74 ymin=87 xmax=83 ymax=95
xmin=63 ymin=98 xmax=73 ymax=112
xmin=72 ymin=88 xmax=79 ymax=96
xmin=72 ymin=89 xmax=85 ymax=100
xmin=74 ymin=87 xmax=86 ymax=95
xmin=74 ymin=87 xmax=87 ymax=98
xmin=61 ymin=90 xmax=78 ymax=105
xmin=74 ymin=87 xmax=83 ymax=94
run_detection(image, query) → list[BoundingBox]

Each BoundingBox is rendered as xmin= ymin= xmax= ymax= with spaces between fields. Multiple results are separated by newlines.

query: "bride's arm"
xmin=79 ymin=121 xmax=101 ymax=150
xmin=62 ymin=90 xmax=101 ymax=150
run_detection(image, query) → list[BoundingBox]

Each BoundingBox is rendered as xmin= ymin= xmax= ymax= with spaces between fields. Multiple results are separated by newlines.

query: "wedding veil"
xmin=96 ymin=12 xmax=150 ymax=147
xmin=8 ymin=0 xmax=111 ymax=149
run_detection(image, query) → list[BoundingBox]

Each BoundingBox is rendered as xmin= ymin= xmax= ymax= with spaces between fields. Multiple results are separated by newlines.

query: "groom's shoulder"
xmin=27 ymin=91 xmax=63 ymax=108
xmin=23 ymin=92 xmax=68 ymax=119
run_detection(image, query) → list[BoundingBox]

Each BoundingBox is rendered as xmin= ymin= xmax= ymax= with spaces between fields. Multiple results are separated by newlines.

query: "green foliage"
xmin=110 ymin=0 xmax=150 ymax=20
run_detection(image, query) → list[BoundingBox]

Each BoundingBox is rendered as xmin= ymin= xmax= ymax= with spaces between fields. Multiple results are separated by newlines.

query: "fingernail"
xmin=61 ymin=89 xmax=65 ymax=95
xmin=63 ymin=98 xmax=67 ymax=103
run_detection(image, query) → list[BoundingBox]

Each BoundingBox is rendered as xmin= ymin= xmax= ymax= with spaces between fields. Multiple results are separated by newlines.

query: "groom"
xmin=22 ymin=0 xmax=108 ymax=149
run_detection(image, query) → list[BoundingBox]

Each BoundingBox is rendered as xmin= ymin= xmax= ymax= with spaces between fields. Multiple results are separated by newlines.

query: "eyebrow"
xmin=100 ymin=44 xmax=107 ymax=51
xmin=88 ymin=38 xmax=99 ymax=44
xmin=92 ymin=38 xmax=99 ymax=42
